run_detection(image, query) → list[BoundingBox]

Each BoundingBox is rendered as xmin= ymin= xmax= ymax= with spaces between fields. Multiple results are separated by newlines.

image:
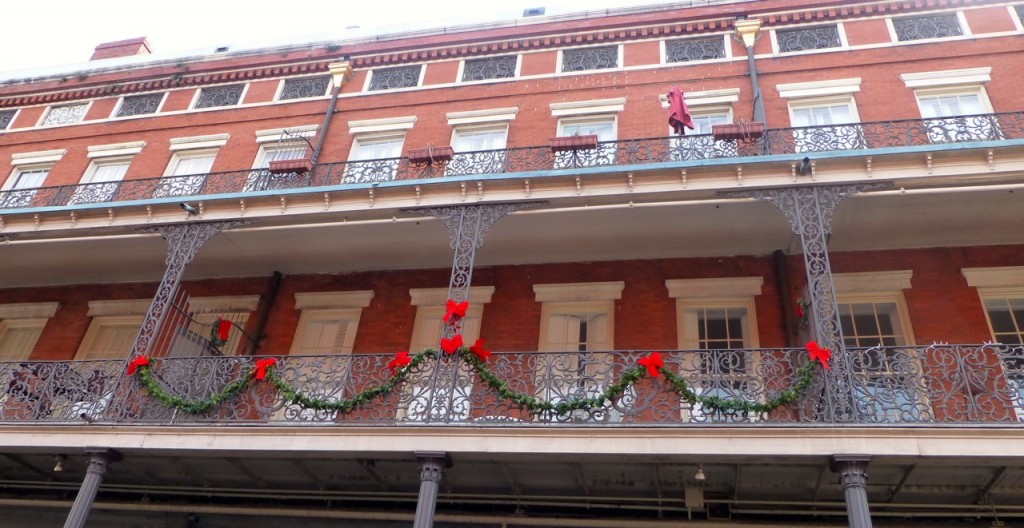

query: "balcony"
xmin=1 ymin=112 xmax=1021 ymax=211
xmin=3 ymin=344 xmax=1023 ymax=426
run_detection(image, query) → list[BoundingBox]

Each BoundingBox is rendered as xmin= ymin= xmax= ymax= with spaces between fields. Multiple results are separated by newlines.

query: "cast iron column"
xmin=412 ymin=451 xmax=450 ymax=528
xmin=832 ymin=454 xmax=873 ymax=528
xmin=728 ymin=184 xmax=883 ymax=421
xmin=63 ymin=447 xmax=122 ymax=528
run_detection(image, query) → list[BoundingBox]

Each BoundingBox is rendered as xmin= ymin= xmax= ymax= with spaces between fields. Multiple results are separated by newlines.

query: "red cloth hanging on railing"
xmin=667 ymin=86 xmax=695 ymax=135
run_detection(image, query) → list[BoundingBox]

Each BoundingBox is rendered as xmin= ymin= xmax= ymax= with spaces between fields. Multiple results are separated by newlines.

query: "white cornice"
xmin=833 ymin=271 xmax=913 ymax=293
xmin=188 ymin=295 xmax=261 ymax=312
xmin=550 ymin=98 xmax=626 ymax=117
xmin=10 ymin=149 xmax=67 ymax=166
xmin=901 ymin=67 xmax=991 ymax=88
xmin=87 ymin=299 xmax=152 ymax=316
xmin=169 ymin=133 xmax=231 ymax=151
xmin=446 ymin=107 xmax=519 ymax=126
xmin=409 ymin=286 xmax=495 ymax=306
xmin=0 ymin=302 xmax=60 ymax=319
xmin=665 ymin=277 xmax=763 ymax=299
xmin=533 ymin=282 xmax=624 ymax=303
xmin=777 ymin=78 xmax=861 ymax=99
xmin=294 ymin=291 xmax=375 ymax=310
xmin=962 ymin=266 xmax=1024 ymax=288
xmin=87 ymin=141 xmax=146 ymax=159
xmin=348 ymin=116 xmax=417 ymax=135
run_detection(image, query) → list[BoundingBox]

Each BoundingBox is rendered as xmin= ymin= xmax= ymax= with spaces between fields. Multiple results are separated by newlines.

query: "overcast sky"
xmin=1 ymin=0 xmax=686 ymax=74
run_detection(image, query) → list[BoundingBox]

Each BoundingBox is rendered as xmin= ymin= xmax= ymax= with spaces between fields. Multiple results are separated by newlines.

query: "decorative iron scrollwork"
xmin=561 ymin=45 xmax=618 ymax=72
xmin=279 ymin=76 xmax=331 ymax=100
xmin=665 ymin=37 xmax=726 ymax=63
xmin=116 ymin=93 xmax=163 ymax=117
xmin=892 ymin=13 xmax=962 ymax=41
xmin=41 ymin=103 xmax=88 ymax=126
xmin=0 ymin=109 xmax=15 ymax=130
xmin=776 ymin=25 xmax=841 ymax=53
xmin=368 ymin=65 xmax=422 ymax=91
xmin=194 ymin=84 xmax=245 ymax=109
xmin=462 ymin=55 xmax=518 ymax=82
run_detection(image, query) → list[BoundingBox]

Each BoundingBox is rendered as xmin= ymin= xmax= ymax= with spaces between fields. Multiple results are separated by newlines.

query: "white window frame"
xmin=1 ymin=165 xmax=50 ymax=208
xmin=274 ymin=75 xmax=333 ymax=101
xmin=777 ymin=80 xmax=863 ymax=153
xmin=902 ymin=68 xmax=997 ymax=143
xmin=74 ymin=300 xmax=150 ymax=361
xmin=769 ymin=23 xmax=848 ymax=55
xmin=962 ymin=266 xmax=1024 ymax=420
xmin=445 ymin=124 xmax=510 ymax=176
xmin=189 ymin=83 xmax=249 ymax=110
xmin=456 ymin=55 xmax=522 ymax=83
xmin=37 ymin=102 xmax=91 ymax=127
xmin=110 ymin=92 xmax=167 ymax=119
xmin=659 ymin=34 xmax=732 ymax=65
xmin=886 ymin=11 xmax=971 ymax=43
xmin=71 ymin=144 xmax=142 ymax=205
xmin=362 ymin=65 xmax=426 ymax=92
xmin=0 ymin=302 xmax=59 ymax=362
xmin=556 ymin=44 xmax=623 ymax=74
xmin=0 ymin=108 xmax=21 ymax=130
xmin=1011 ymin=5 xmax=1024 ymax=32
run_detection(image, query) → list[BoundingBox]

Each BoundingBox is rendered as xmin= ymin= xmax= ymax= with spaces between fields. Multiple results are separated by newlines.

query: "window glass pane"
xmin=453 ymin=128 xmax=507 ymax=151
xmin=14 ymin=169 xmax=48 ymax=189
xmin=560 ymin=119 xmax=615 ymax=141
xmin=173 ymin=155 xmax=215 ymax=176
xmin=690 ymin=114 xmax=728 ymax=135
xmin=91 ymin=163 xmax=129 ymax=183
xmin=839 ymin=302 xmax=906 ymax=347
xmin=353 ymin=137 xmax=404 ymax=160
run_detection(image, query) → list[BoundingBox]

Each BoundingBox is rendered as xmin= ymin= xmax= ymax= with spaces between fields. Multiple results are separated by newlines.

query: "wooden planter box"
xmin=712 ymin=122 xmax=765 ymax=141
xmin=268 ymin=158 xmax=313 ymax=175
xmin=550 ymin=135 xmax=599 ymax=152
xmin=407 ymin=146 xmax=454 ymax=163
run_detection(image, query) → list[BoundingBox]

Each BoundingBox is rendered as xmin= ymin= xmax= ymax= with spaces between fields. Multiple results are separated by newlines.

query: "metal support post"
xmin=832 ymin=454 xmax=873 ymax=528
xmin=412 ymin=451 xmax=450 ymax=528
xmin=727 ymin=184 xmax=883 ymax=421
xmin=63 ymin=447 xmax=122 ymax=528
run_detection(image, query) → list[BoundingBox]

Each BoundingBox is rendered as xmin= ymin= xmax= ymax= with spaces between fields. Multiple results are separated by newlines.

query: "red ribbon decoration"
xmin=443 ymin=299 xmax=469 ymax=324
xmin=469 ymin=338 xmax=491 ymax=362
xmin=441 ymin=334 xmax=463 ymax=355
xmin=387 ymin=351 xmax=412 ymax=375
xmin=637 ymin=351 xmax=664 ymax=378
xmin=215 ymin=317 xmax=232 ymax=341
xmin=126 ymin=356 xmax=150 ymax=375
xmin=805 ymin=341 xmax=831 ymax=370
xmin=253 ymin=357 xmax=277 ymax=380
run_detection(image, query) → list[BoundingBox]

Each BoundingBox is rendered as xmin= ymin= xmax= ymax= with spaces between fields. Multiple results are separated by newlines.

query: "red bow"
xmin=806 ymin=341 xmax=831 ymax=370
xmin=387 ymin=351 xmax=412 ymax=375
xmin=443 ymin=299 xmax=469 ymax=323
xmin=253 ymin=357 xmax=277 ymax=380
xmin=638 ymin=351 xmax=664 ymax=378
xmin=795 ymin=303 xmax=804 ymax=319
xmin=469 ymin=338 xmax=491 ymax=362
xmin=441 ymin=334 xmax=463 ymax=355
xmin=215 ymin=317 xmax=232 ymax=341
xmin=126 ymin=356 xmax=150 ymax=375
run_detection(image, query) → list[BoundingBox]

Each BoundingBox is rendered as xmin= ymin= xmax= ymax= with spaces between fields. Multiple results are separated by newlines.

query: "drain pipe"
xmin=246 ymin=271 xmax=283 ymax=356
xmin=734 ymin=18 xmax=766 ymax=124
xmin=309 ymin=60 xmax=352 ymax=167
xmin=773 ymin=250 xmax=798 ymax=346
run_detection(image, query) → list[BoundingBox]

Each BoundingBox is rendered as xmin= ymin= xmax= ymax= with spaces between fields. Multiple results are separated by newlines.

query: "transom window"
xmin=194 ymin=84 xmax=245 ymax=109
xmin=664 ymin=37 xmax=726 ymax=63
xmin=115 ymin=93 xmax=163 ymax=117
xmin=368 ymin=65 xmax=422 ymax=91
xmin=561 ymin=45 xmax=618 ymax=72
xmin=0 ymin=109 xmax=16 ymax=130
xmin=775 ymin=25 xmax=842 ymax=53
xmin=41 ymin=103 xmax=88 ymax=126
xmin=279 ymin=76 xmax=331 ymax=100
xmin=892 ymin=13 xmax=963 ymax=41
xmin=461 ymin=55 xmax=518 ymax=82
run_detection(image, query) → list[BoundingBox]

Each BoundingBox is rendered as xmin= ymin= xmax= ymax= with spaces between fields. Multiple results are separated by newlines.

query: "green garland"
xmin=131 ymin=348 xmax=822 ymax=418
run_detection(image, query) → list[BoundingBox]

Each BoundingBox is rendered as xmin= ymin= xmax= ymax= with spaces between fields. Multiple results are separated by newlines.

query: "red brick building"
xmin=1 ymin=1 xmax=1024 ymax=526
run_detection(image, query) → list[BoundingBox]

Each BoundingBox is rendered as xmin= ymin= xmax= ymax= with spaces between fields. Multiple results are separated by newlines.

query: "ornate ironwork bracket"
xmin=725 ymin=183 xmax=886 ymax=421
xmin=129 ymin=221 xmax=252 ymax=359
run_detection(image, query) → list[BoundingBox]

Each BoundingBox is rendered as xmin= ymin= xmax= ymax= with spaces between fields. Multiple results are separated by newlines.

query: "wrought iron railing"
xmin=2 ymin=344 xmax=1023 ymax=425
xmin=2 ymin=112 xmax=1022 ymax=211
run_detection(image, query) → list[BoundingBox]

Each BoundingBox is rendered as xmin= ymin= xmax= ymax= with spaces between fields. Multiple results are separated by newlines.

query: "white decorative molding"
xmin=901 ymin=67 xmax=991 ymax=88
xmin=169 ymin=133 xmax=231 ymax=151
xmin=0 ymin=302 xmax=60 ymax=319
xmin=666 ymin=277 xmax=764 ymax=299
xmin=534 ymin=282 xmax=625 ymax=303
xmin=833 ymin=271 xmax=913 ymax=293
xmin=659 ymin=88 xmax=741 ymax=109
xmin=410 ymin=286 xmax=495 ymax=306
xmin=86 ymin=299 xmax=153 ymax=317
xmin=549 ymin=98 xmax=627 ymax=117
xmin=446 ymin=107 xmax=519 ymax=126
xmin=962 ymin=266 xmax=1024 ymax=288
xmin=294 ymin=291 xmax=375 ymax=310
xmin=255 ymin=125 xmax=318 ymax=144
xmin=776 ymin=78 xmax=862 ymax=99
xmin=87 ymin=141 xmax=146 ymax=158
xmin=10 ymin=149 xmax=67 ymax=166
xmin=348 ymin=116 xmax=417 ymax=135
xmin=188 ymin=295 xmax=261 ymax=313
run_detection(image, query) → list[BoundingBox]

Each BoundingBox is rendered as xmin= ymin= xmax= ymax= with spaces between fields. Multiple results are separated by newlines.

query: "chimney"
xmin=90 ymin=37 xmax=152 ymax=61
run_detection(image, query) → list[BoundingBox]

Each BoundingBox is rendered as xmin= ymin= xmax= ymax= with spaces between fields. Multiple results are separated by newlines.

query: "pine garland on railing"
xmin=126 ymin=343 xmax=829 ymax=418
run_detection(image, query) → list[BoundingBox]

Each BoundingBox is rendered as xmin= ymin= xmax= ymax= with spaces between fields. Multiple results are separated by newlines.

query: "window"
xmin=0 ymin=303 xmax=59 ymax=362
xmin=560 ymin=45 xmax=619 ymax=73
xmin=774 ymin=25 xmax=843 ymax=53
xmin=664 ymin=36 xmax=727 ymax=63
xmin=660 ymin=88 xmax=741 ymax=160
xmin=70 ymin=159 xmax=130 ymax=205
xmin=446 ymin=125 xmax=508 ymax=176
xmin=0 ymin=109 xmax=16 ymax=130
xmin=279 ymin=76 xmax=331 ymax=101
xmin=77 ymin=316 xmax=143 ymax=360
xmin=833 ymin=271 xmax=925 ymax=423
xmin=401 ymin=287 xmax=494 ymax=422
xmin=115 ymin=93 xmax=164 ymax=118
xmin=244 ymin=126 xmax=316 ymax=192
xmin=778 ymin=79 xmax=864 ymax=153
xmin=194 ymin=84 xmax=245 ymax=109
xmin=367 ymin=65 xmax=422 ymax=91
xmin=902 ymin=68 xmax=998 ymax=143
xmin=344 ymin=134 xmax=406 ymax=184
xmin=40 ymin=103 xmax=88 ymax=126
xmin=1 ymin=167 xmax=48 ymax=208
xmin=892 ymin=12 xmax=964 ymax=42
xmin=555 ymin=116 xmax=616 ymax=168
xmin=171 ymin=296 xmax=258 ymax=358
xmin=461 ymin=55 xmax=518 ymax=82
xmin=155 ymin=134 xmax=228 ymax=198
xmin=962 ymin=267 xmax=1024 ymax=420
xmin=535 ymin=282 xmax=624 ymax=422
